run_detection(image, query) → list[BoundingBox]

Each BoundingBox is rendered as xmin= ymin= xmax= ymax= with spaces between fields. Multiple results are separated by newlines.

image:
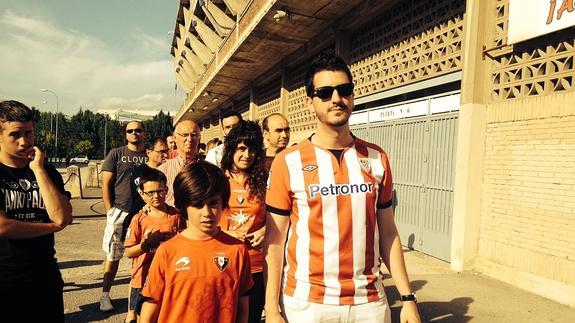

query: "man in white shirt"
xmin=204 ymin=110 xmax=242 ymax=167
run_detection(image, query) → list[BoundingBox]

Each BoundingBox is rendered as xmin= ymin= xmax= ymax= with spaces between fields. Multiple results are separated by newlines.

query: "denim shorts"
xmin=129 ymin=287 xmax=143 ymax=311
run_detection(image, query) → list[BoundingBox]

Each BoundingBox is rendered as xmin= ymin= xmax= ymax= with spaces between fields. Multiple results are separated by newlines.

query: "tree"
xmin=74 ymin=140 xmax=94 ymax=156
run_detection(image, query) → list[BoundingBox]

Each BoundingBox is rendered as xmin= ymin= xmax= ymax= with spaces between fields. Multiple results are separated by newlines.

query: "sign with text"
xmin=508 ymin=0 xmax=575 ymax=44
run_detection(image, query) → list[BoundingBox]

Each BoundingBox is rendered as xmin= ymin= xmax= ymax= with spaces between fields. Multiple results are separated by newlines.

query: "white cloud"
xmin=97 ymin=93 xmax=178 ymax=112
xmin=0 ymin=10 xmax=182 ymax=114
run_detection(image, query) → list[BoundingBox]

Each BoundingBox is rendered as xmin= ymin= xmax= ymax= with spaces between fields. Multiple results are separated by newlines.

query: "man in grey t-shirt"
xmin=98 ymin=120 xmax=148 ymax=312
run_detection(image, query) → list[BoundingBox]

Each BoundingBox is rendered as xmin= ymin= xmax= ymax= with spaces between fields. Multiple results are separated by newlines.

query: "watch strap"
xmin=400 ymin=292 xmax=417 ymax=302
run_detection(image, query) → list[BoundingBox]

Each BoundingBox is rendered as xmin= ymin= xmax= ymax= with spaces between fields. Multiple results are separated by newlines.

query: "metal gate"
xmin=350 ymin=94 xmax=459 ymax=261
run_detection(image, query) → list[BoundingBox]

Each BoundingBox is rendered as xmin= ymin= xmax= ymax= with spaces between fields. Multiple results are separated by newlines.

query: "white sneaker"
xmin=99 ymin=294 xmax=114 ymax=312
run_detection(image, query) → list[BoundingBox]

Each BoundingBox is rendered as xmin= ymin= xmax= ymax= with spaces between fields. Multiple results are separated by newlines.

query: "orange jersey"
xmin=266 ymin=138 xmax=394 ymax=305
xmin=124 ymin=206 xmax=184 ymax=288
xmin=141 ymin=231 xmax=253 ymax=323
xmin=219 ymin=174 xmax=266 ymax=273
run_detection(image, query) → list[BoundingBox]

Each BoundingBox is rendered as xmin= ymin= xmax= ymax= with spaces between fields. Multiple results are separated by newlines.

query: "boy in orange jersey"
xmin=140 ymin=161 xmax=253 ymax=323
xmin=123 ymin=168 xmax=185 ymax=323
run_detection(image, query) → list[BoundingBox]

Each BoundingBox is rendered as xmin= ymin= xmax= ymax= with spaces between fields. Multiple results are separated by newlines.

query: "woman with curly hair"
xmin=219 ymin=120 xmax=268 ymax=323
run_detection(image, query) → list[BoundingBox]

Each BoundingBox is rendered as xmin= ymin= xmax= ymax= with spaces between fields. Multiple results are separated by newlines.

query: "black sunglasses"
xmin=312 ymin=83 xmax=354 ymax=100
xmin=126 ymin=129 xmax=144 ymax=134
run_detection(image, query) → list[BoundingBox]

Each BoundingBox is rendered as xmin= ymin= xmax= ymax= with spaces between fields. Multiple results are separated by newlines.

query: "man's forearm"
xmin=34 ymin=168 xmax=72 ymax=227
xmin=0 ymin=217 xmax=61 ymax=239
xmin=384 ymin=234 xmax=413 ymax=295
xmin=378 ymin=207 xmax=413 ymax=295
xmin=264 ymin=244 xmax=284 ymax=313
xmin=101 ymin=172 xmax=115 ymax=211
xmin=102 ymin=189 xmax=113 ymax=211
xmin=263 ymin=212 xmax=289 ymax=314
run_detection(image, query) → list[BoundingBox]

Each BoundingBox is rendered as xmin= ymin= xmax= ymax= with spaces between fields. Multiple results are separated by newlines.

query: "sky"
xmin=0 ymin=0 xmax=183 ymax=116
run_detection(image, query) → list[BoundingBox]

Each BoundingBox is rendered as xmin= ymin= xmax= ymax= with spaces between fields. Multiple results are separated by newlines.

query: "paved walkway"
xmin=57 ymin=198 xmax=575 ymax=322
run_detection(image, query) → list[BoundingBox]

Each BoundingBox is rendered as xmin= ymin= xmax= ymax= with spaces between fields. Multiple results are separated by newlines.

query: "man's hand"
xmin=400 ymin=301 xmax=421 ymax=323
xmin=246 ymin=226 xmax=265 ymax=249
xmin=28 ymin=147 xmax=45 ymax=172
xmin=145 ymin=230 xmax=163 ymax=249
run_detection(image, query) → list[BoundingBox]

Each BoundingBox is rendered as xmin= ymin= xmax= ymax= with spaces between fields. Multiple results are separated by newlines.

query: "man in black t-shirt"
xmin=0 ymin=100 xmax=73 ymax=322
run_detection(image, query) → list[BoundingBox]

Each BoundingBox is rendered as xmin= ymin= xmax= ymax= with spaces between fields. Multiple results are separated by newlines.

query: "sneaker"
xmin=99 ymin=294 xmax=114 ymax=312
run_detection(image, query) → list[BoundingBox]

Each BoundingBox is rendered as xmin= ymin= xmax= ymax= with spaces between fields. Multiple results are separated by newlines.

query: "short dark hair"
xmin=173 ymin=161 xmax=230 ymax=220
xmin=262 ymin=113 xmax=286 ymax=131
xmin=0 ymin=100 xmax=34 ymax=130
xmin=146 ymin=137 xmax=166 ymax=150
xmin=220 ymin=110 xmax=243 ymax=123
xmin=125 ymin=120 xmax=145 ymax=131
xmin=305 ymin=52 xmax=353 ymax=97
xmin=138 ymin=167 xmax=167 ymax=190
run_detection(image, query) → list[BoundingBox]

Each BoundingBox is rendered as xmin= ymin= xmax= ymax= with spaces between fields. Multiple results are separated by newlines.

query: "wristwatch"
xmin=400 ymin=292 xmax=417 ymax=303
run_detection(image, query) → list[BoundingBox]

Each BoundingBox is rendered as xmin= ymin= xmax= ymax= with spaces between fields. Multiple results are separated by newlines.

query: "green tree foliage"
xmin=143 ymin=111 xmax=174 ymax=140
xmin=31 ymin=108 xmax=174 ymax=161
xmin=74 ymin=140 xmax=94 ymax=156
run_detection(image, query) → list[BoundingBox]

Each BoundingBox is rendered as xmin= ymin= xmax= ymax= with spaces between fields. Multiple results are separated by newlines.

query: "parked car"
xmin=70 ymin=156 xmax=89 ymax=164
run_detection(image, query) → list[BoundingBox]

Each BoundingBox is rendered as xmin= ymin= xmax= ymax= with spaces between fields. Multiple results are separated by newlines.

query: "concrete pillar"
xmin=280 ymin=68 xmax=289 ymax=116
xmin=450 ymin=0 xmax=491 ymax=271
xmin=335 ymin=30 xmax=351 ymax=64
xmin=249 ymin=84 xmax=257 ymax=121
xmin=64 ymin=165 xmax=83 ymax=199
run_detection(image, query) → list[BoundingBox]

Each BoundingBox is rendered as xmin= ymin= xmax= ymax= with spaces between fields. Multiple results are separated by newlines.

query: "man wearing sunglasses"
xmin=99 ymin=120 xmax=148 ymax=312
xmin=264 ymin=53 xmax=421 ymax=323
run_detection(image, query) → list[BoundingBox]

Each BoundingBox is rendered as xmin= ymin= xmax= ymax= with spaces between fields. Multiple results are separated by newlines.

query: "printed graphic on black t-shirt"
xmin=0 ymin=162 xmax=66 ymax=286
xmin=101 ymin=146 xmax=148 ymax=212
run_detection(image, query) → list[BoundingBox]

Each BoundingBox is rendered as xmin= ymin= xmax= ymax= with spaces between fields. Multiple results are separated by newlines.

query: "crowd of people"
xmin=0 ymin=53 xmax=421 ymax=323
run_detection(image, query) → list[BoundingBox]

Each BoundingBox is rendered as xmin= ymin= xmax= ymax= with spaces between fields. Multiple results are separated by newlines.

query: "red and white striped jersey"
xmin=266 ymin=138 xmax=393 ymax=305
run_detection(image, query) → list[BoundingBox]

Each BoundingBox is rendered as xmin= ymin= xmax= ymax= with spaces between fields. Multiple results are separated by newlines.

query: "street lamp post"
xmin=40 ymin=89 xmax=59 ymax=161
xmin=42 ymin=100 xmax=53 ymax=132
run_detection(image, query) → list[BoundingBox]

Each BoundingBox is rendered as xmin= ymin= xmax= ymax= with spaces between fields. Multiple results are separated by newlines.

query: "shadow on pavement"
xmin=59 ymin=259 xmax=103 ymax=270
xmin=64 ymin=277 xmax=130 ymax=293
xmin=386 ymin=279 xmax=474 ymax=322
xmin=73 ymin=214 xmax=106 ymax=219
xmin=65 ymin=296 xmax=128 ymax=322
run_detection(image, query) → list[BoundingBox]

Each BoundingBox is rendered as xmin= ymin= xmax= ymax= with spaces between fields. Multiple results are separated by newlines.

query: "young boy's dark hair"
xmin=145 ymin=137 xmax=167 ymax=150
xmin=173 ymin=161 xmax=231 ymax=220
xmin=0 ymin=100 xmax=34 ymax=130
xmin=138 ymin=168 xmax=167 ymax=190
xmin=305 ymin=52 xmax=354 ymax=97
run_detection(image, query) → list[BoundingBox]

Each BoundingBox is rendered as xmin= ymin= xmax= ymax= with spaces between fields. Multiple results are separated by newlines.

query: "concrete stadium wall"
xmin=476 ymin=92 xmax=575 ymax=306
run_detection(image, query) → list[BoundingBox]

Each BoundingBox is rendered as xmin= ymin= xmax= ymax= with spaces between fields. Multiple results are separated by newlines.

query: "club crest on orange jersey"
xmin=358 ymin=158 xmax=371 ymax=172
xmin=213 ymin=254 xmax=229 ymax=272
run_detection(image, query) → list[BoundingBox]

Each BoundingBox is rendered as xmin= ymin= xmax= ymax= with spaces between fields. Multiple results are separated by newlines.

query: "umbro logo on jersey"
xmin=309 ymin=182 xmax=374 ymax=198
xmin=175 ymin=256 xmax=190 ymax=271
xmin=213 ymin=254 xmax=229 ymax=272
xmin=302 ymin=165 xmax=318 ymax=172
